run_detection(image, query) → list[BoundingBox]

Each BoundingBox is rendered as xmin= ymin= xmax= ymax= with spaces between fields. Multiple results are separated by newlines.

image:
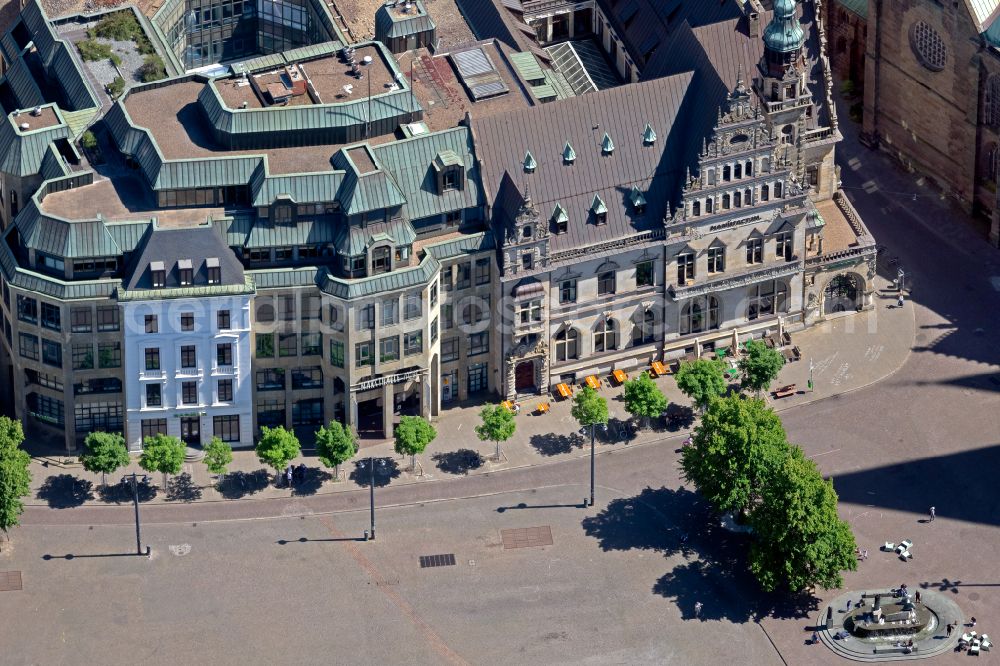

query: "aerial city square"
xmin=0 ymin=0 xmax=998 ymax=662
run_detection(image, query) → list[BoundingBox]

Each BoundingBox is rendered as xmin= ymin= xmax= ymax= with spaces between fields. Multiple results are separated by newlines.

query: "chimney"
xmin=747 ymin=0 xmax=763 ymax=38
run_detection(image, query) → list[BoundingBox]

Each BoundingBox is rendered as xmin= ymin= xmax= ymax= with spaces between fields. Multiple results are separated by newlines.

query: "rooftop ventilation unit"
xmin=31 ymin=106 xmax=41 ymax=116
xmin=19 ymin=122 xmax=29 ymax=130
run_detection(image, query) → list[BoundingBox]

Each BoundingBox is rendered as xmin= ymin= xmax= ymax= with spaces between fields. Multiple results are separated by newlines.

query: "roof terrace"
xmin=10 ymin=106 xmax=61 ymax=132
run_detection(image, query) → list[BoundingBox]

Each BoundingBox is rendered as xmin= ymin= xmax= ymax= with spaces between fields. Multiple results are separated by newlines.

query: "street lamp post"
xmin=126 ymin=473 xmax=149 ymax=556
xmin=369 ymin=456 xmax=376 ymax=541
xmin=583 ymin=423 xmax=608 ymax=507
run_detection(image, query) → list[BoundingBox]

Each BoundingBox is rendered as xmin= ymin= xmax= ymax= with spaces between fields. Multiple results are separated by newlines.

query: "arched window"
xmin=987 ymin=75 xmax=1000 ymax=127
xmin=774 ymin=181 xmax=783 ymax=198
xmin=555 ymin=327 xmax=579 ymax=361
xmin=706 ymin=198 xmax=714 ymax=213
xmin=633 ymin=308 xmax=655 ymax=345
xmin=723 ymin=165 xmax=731 ymax=181
xmin=734 ymin=191 xmax=742 ymax=207
xmin=680 ymin=297 xmax=720 ymax=335
xmin=744 ymin=188 xmax=752 ymax=205
xmin=734 ymin=163 xmax=742 ymax=179
xmin=692 ymin=200 xmax=701 ymax=216
xmin=722 ymin=193 xmax=731 ymax=209
xmin=746 ymin=280 xmax=789 ymax=320
xmin=761 ymin=184 xmax=770 ymax=201
xmin=745 ymin=160 xmax=753 ymax=176
xmin=594 ymin=318 xmax=617 ymax=353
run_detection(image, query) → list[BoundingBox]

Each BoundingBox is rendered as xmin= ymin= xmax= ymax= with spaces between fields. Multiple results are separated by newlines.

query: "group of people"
xmin=284 ymin=464 xmax=307 ymax=487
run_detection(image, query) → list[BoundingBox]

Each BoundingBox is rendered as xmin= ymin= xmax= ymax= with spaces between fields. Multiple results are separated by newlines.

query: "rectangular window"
xmin=357 ymin=304 xmax=375 ymax=330
xmin=74 ymin=401 xmax=122 ymax=433
xmin=301 ymin=333 xmax=321 ymax=356
xmin=355 ymin=342 xmax=373 ymax=367
xmin=179 ymin=267 xmax=193 ymax=286
xmin=144 ymin=315 xmax=158 ymax=333
xmin=469 ymin=332 xmax=489 ymax=356
xmin=431 ymin=317 xmax=438 ymax=343
xmin=42 ymin=339 xmax=61 ymax=367
xmin=598 ymin=271 xmax=616 ymax=296
xmin=371 ymin=246 xmax=391 ymax=274
xmin=677 ymin=253 xmax=695 ymax=283
xmin=278 ymin=333 xmax=297 ymax=357
xmin=74 ymin=378 xmax=122 ymax=396
xmin=256 ymin=333 xmax=275 ymax=358
xmin=382 ymin=298 xmax=399 ymax=326
xmin=560 ymin=279 xmax=577 ymax=304
xmin=442 ymin=337 xmax=459 ymax=362
xmin=302 ymin=296 xmax=321 ymax=320
xmin=18 ymin=333 xmax=38 ymax=360
xmin=71 ymin=307 xmax=92 ymax=333
xmin=73 ymin=344 xmax=94 ymax=370
xmin=775 ymin=231 xmax=793 ymax=261
xmin=217 ymin=343 xmax=233 ymax=366
xmin=404 ymin=294 xmax=421 ymax=320
xmin=636 ymin=261 xmax=654 ymax=287
xmin=180 ymin=345 xmax=197 ymax=368
xmin=28 ymin=393 xmax=64 ymax=426
xmin=256 ymin=368 xmax=285 ymax=391
xmin=146 ymin=383 xmax=162 ymax=407
xmin=181 ymin=312 xmax=194 ymax=331
xmin=145 ymin=347 xmax=160 ymax=371
xmin=207 ymin=265 xmax=221 ymax=285
xmin=217 ymin=379 xmax=233 ymax=402
xmin=213 ymin=415 xmax=240 ymax=442
xmin=442 ymin=304 xmax=453 ymax=329
xmin=17 ymin=296 xmax=37 ymax=324
xmin=708 ymin=247 xmax=725 ymax=274
xmin=521 ymin=253 xmax=533 ymax=270
xmin=475 ymin=258 xmax=491 ymax=285
xmin=404 ymin=331 xmax=423 ymax=356
xmin=430 ymin=283 xmax=438 ymax=307
xmin=442 ymin=266 xmax=453 ymax=291
xmin=291 ymin=367 xmax=323 ymax=390
xmin=746 ymin=238 xmax=763 ymax=264
xmin=380 ymin=336 xmax=399 ymax=362
xmin=329 ymin=339 xmax=345 ymax=368
xmin=292 ymin=398 xmax=323 ymax=426
xmin=281 ymin=296 xmax=295 ymax=320
xmin=98 ymin=342 xmax=121 ymax=368
xmin=456 ymin=263 xmax=471 ymax=290
xmin=97 ymin=305 xmax=120 ymax=332
xmin=141 ymin=419 xmax=167 ymax=440
xmin=517 ymin=299 xmax=542 ymax=324
xmin=217 ymin=310 xmax=231 ymax=330
xmin=41 ymin=302 xmax=60 ymax=331
xmin=257 ymin=398 xmax=285 ymax=427
xmin=151 ymin=268 xmax=166 ymax=288
xmin=182 ymin=381 xmax=198 ymax=405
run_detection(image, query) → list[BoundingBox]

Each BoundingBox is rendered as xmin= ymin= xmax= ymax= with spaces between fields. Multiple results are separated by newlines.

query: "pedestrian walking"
xmin=845 ymin=599 xmax=852 ymax=612
xmin=915 ymin=591 xmax=921 ymax=603
xmin=971 ymin=617 xmax=977 ymax=628
xmin=694 ymin=601 xmax=703 ymax=618
xmin=947 ymin=623 xmax=953 ymax=636
xmin=811 ymin=631 xmax=819 ymax=645
xmin=286 ymin=465 xmax=293 ymax=488
xmin=930 ymin=506 xmax=935 ymax=521
xmin=897 ymin=292 xmax=904 ymax=307
xmin=862 ymin=549 xmax=868 ymax=561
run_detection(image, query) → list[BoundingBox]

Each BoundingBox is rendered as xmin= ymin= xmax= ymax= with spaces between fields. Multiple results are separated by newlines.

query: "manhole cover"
xmin=419 ymin=554 xmax=456 ymax=568
xmin=501 ymin=526 xmax=553 ymax=549
xmin=0 ymin=571 xmax=22 ymax=592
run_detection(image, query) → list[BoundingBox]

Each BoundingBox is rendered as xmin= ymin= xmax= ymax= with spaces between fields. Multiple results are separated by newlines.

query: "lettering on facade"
xmin=354 ymin=368 xmax=425 ymax=392
xmin=709 ymin=213 xmax=764 ymax=233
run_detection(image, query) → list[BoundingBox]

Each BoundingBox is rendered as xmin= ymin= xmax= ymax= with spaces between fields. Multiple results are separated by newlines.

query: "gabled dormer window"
xmin=601 ymin=133 xmax=614 ymax=155
xmin=433 ymin=150 xmax=465 ymax=193
xmin=371 ymin=246 xmax=391 ymax=274
xmin=592 ymin=194 xmax=608 ymax=225
xmin=178 ymin=259 xmax=193 ymax=286
xmin=630 ymin=187 xmax=647 ymax=214
xmin=552 ymin=203 xmax=568 ymax=234
xmin=523 ymin=151 xmax=536 ymax=173
xmin=274 ymin=204 xmax=293 ymax=225
xmin=206 ymin=257 xmax=221 ymax=285
xmin=150 ymin=261 xmax=166 ymax=288
xmin=563 ymin=142 xmax=576 ymax=164
xmin=643 ymin=124 xmax=656 ymax=145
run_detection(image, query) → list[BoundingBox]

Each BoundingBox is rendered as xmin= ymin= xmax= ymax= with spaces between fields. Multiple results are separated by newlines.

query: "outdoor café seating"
xmin=555 ymin=383 xmax=572 ymax=399
xmin=773 ymin=384 xmax=796 ymax=399
xmin=585 ymin=375 xmax=601 ymax=390
xmin=501 ymin=400 xmax=519 ymax=414
xmin=612 ymin=369 xmax=628 ymax=385
xmin=535 ymin=403 xmax=550 ymax=415
xmin=650 ymin=361 xmax=668 ymax=377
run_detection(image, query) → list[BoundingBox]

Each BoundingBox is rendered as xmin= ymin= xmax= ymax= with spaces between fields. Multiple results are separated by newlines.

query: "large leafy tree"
xmin=475 ymin=405 xmax=516 ymax=461
xmin=203 ymin=437 xmax=234 ymax=481
xmin=315 ymin=421 xmax=357 ymax=478
xmin=394 ymin=416 xmax=436 ymax=471
xmin=139 ymin=434 xmax=185 ymax=488
xmin=749 ymin=448 xmax=858 ymax=592
xmin=622 ymin=372 xmax=668 ymax=427
xmin=571 ymin=386 xmax=609 ymax=431
xmin=255 ymin=426 xmax=301 ymax=481
xmin=738 ymin=340 xmax=785 ymax=395
xmin=81 ymin=431 xmax=130 ymax=487
xmin=679 ymin=395 xmax=789 ymax=517
xmin=674 ymin=359 xmax=728 ymax=412
xmin=0 ymin=416 xmax=31 ymax=547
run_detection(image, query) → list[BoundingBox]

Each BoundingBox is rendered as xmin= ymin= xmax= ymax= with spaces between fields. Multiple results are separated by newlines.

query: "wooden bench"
xmin=555 ymin=383 xmax=572 ymax=399
xmin=501 ymin=400 xmax=518 ymax=413
xmin=650 ymin=361 xmax=669 ymax=377
xmin=612 ymin=369 xmax=628 ymax=385
xmin=773 ymin=384 xmax=796 ymax=399
xmin=584 ymin=375 xmax=601 ymax=390
xmin=535 ymin=402 xmax=550 ymax=415
xmin=782 ymin=346 xmax=802 ymax=362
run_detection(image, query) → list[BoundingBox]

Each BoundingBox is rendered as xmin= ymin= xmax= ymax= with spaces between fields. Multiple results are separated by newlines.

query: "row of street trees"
xmin=0 ymin=417 xmax=32 ymax=548
xmin=679 ymin=395 xmax=858 ymax=592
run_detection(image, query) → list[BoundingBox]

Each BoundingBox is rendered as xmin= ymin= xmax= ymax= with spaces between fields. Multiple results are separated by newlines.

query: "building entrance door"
xmin=180 ymin=416 xmax=200 ymax=446
xmin=515 ymin=360 xmax=536 ymax=392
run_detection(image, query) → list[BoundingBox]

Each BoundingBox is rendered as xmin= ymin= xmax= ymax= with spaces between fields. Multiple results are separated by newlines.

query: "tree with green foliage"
xmin=106 ymin=76 xmax=126 ymax=99
xmin=622 ymin=371 xmax=668 ymax=427
xmin=255 ymin=426 xmax=300 ymax=482
xmin=571 ymin=385 xmax=609 ymax=431
xmin=81 ymin=130 xmax=98 ymax=151
xmin=80 ymin=431 xmax=130 ymax=487
xmin=137 ymin=54 xmax=166 ymax=82
xmin=738 ymin=339 xmax=785 ymax=396
xmin=203 ymin=437 xmax=233 ymax=482
xmin=474 ymin=404 xmax=516 ymax=461
xmin=0 ymin=416 xmax=31 ymax=548
xmin=749 ymin=448 xmax=858 ymax=592
xmin=76 ymin=38 xmax=112 ymax=61
xmin=139 ymin=434 xmax=185 ymax=488
xmin=679 ymin=395 xmax=789 ymax=517
xmin=110 ymin=53 xmax=122 ymax=67
xmin=394 ymin=416 xmax=436 ymax=471
xmin=675 ymin=359 xmax=728 ymax=412
xmin=315 ymin=421 xmax=357 ymax=479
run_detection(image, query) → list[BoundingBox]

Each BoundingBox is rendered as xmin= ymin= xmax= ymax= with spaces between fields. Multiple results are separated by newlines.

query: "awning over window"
xmin=514 ymin=280 xmax=544 ymax=300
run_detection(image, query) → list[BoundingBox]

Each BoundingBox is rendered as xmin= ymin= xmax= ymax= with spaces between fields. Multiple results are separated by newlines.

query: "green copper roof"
xmin=246 ymin=218 xmax=340 ymax=249
xmin=117 ymin=275 xmax=255 ymax=301
xmin=252 ymin=171 xmax=345 ymax=207
xmin=834 ymin=0 xmax=867 ymax=19
xmin=601 ymin=133 xmax=614 ymax=154
xmin=433 ymin=149 xmax=463 ymax=169
xmin=552 ymin=203 xmax=568 ymax=223
xmin=509 ymin=51 xmax=544 ymax=84
xmin=563 ymin=141 xmax=576 ymax=163
xmin=319 ymin=253 xmax=439 ymax=300
xmin=0 ymin=105 xmax=72 ymax=177
xmin=764 ymin=0 xmax=805 ymax=53
xmin=335 ymin=217 xmax=416 ymax=256
xmin=523 ymin=150 xmax=536 ymax=172
xmin=591 ymin=194 xmax=607 ymax=215
xmin=629 ymin=187 xmax=647 ymax=208
xmin=375 ymin=0 xmax=435 ymax=38
xmin=643 ymin=124 xmax=656 ymax=144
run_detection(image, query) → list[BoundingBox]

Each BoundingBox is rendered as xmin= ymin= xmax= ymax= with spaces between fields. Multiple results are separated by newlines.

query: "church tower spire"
xmin=762 ymin=0 xmax=805 ymax=77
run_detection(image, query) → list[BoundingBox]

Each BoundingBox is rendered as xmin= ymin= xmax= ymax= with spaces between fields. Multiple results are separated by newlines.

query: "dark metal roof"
xmin=124 ymin=224 xmax=246 ymax=291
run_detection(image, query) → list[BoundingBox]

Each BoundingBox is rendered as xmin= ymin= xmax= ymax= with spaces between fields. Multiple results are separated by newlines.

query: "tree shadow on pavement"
xmin=35 ymin=474 xmax=93 ymax=508
xmin=663 ymin=404 xmax=696 ymax=432
xmin=165 ymin=473 xmax=202 ymax=502
xmin=349 ymin=457 xmax=400 ymax=488
xmin=583 ymin=486 xmax=820 ymax=624
xmin=97 ymin=479 xmax=157 ymax=504
xmin=530 ymin=432 xmax=584 ymax=456
xmin=432 ymin=449 xmax=484 ymax=475
xmin=292 ymin=468 xmax=332 ymax=496
xmin=219 ymin=469 xmax=270 ymax=499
